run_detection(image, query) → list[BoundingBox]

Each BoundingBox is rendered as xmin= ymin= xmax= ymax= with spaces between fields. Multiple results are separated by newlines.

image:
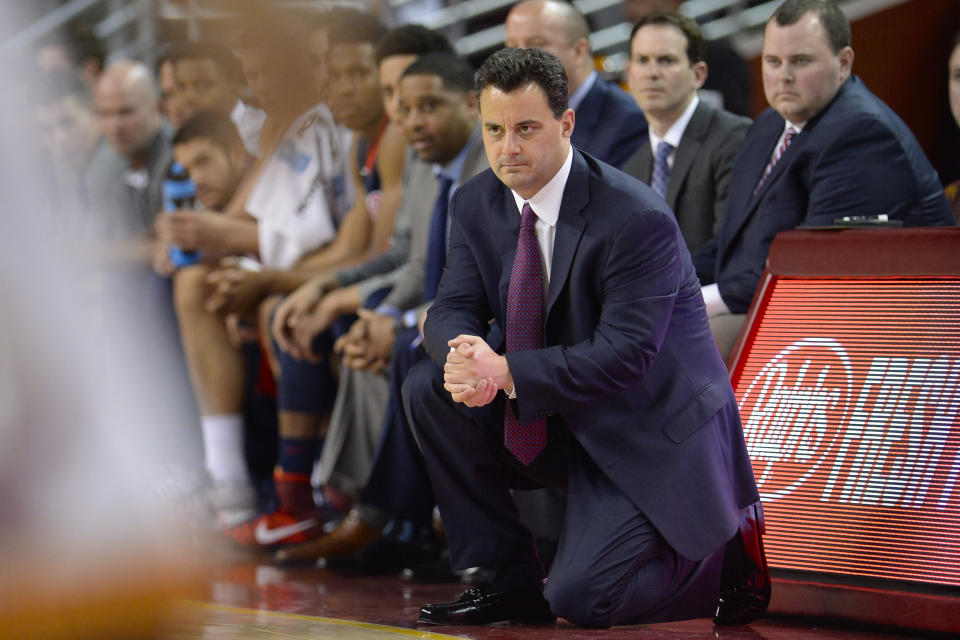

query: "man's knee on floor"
xmin=546 ymin=571 xmax=624 ymax=628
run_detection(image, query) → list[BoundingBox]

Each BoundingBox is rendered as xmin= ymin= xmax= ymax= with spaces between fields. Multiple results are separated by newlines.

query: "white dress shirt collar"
xmin=511 ymin=145 xmax=574 ymax=228
xmin=784 ymin=118 xmax=806 ymax=133
xmin=648 ymin=95 xmax=699 ymax=166
xmin=769 ymin=119 xmax=805 ymax=163
xmin=509 ymin=145 xmax=574 ymax=284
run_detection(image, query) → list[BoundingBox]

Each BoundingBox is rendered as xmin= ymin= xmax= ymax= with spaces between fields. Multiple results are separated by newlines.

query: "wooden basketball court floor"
xmin=153 ymin=553 xmax=931 ymax=640
xmin=3 ymin=537 xmax=939 ymax=640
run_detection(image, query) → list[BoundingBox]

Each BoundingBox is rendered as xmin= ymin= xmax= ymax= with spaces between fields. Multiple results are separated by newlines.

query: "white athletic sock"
xmin=201 ymin=413 xmax=250 ymax=487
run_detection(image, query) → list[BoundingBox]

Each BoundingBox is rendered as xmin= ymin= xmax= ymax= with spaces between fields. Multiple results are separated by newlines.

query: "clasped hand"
xmin=443 ymin=335 xmax=512 ymax=407
xmin=333 ymin=309 xmax=395 ymax=373
xmin=204 ymin=261 xmax=269 ymax=315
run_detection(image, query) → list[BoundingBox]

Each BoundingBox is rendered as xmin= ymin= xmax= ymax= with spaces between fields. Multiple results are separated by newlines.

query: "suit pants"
xmin=402 ymin=359 xmax=724 ymax=627
xmin=315 ymin=365 xmax=389 ymax=496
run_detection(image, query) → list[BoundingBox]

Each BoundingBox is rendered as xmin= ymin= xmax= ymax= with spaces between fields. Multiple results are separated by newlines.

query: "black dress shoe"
xmin=714 ymin=504 xmax=771 ymax=626
xmin=418 ymin=581 xmax=555 ymax=625
xmin=713 ymin=572 xmax=771 ymax=626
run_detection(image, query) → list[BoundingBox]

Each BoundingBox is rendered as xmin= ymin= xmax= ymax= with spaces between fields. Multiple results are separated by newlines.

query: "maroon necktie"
xmin=504 ymin=203 xmax=547 ymax=465
xmin=754 ymin=127 xmax=797 ymax=194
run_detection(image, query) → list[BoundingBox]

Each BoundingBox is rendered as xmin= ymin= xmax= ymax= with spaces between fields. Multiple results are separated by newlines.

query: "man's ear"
xmin=561 ymin=107 xmax=575 ymax=139
xmin=837 ymin=46 xmax=854 ymax=79
xmin=691 ymin=60 xmax=708 ymax=90
xmin=573 ymin=36 xmax=590 ymax=61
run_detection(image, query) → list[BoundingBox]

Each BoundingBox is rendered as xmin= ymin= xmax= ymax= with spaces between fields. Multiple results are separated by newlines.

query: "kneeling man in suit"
xmin=403 ymin=47 xmax=767 ymax=627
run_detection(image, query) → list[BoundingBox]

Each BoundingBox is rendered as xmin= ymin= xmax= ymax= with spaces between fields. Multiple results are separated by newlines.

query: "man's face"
xmin=379 ymin=54 xmax=417 ymax=124
xmin=94 ymin=78 xmax=161 ymax=157
xmin=173 ymin=137 xmax=243 ymax=210
xmin=174 ymin=58 xmax=237 ymax=119
xmin=326 ymin=42 xmax=384 ymax=132
xmin=479 ymin=82 xmax=573 ymax=199
xmin=505 ymin=5 xmax=581 ymax=82
xmin=761 ymin=12 xmax=852 ymax=124
xmin=37 ymin=95 xmax=100 ymax=168
xmin=398 ymin=73 xmax=478 ymax=165
xmin=949 ymin=44 xmax=960 ymax=129
xmin=627 ymin=24 xmax=705 ymax=123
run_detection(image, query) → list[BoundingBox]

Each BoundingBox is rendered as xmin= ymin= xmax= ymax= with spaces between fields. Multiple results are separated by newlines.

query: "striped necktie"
xmin=754 ymin=127 xmax=797 ymax=194
xmin=651 ymin=140 xmax=673 ymax=200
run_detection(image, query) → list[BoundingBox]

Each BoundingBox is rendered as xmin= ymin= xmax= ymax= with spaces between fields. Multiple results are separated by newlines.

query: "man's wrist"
xmin=259 ymin=270 xmax=279 ymax=290
xmin=316 ymin=275 xmax=336 ymax=298
xmin=498 ymin=355 xmax=514 ymax=395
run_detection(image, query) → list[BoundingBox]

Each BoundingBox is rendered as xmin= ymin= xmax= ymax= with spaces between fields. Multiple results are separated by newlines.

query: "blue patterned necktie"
xmin=423 ymin=174 xmax=454 ymax=301
xmin=504 ymin=203 xmax=547 ymax=466
xmin=651 ymin=140 xmax=673 ymax=200
xmin=754 ymin=127 xmax=797 ymax=194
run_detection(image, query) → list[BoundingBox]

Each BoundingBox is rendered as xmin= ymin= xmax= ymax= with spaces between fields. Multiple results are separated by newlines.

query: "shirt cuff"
xmin=701 ymin=283 xmax=730 ymax=318
xmin=375 ymin=304 xmax=402 ymax=319
xmin=402 ymin=308 xmax=418 ymax=329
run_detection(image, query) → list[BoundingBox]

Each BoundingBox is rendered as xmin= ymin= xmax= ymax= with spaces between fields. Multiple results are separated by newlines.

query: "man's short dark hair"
xmin=323 ymin=7 xmax=387 ymax=48
xmin=630 ymin=10 xmax=706 ymax=65
xmin=160 ymin=41 xmax=242 ymax=82
xmin=475 ymin=47 xmax=568 ymax=118
xmin=771 ymin=0 xmax=851 ymax=53
xmin=401 ymin=52 xmax=475 ymax=94
xmin=375 ymin=24 xmax=454 ymax=65
xmin=173 ymin=111 xmax=244 ymax=153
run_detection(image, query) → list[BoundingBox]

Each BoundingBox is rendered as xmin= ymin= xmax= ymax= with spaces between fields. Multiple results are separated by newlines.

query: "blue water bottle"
xmin=162 ymin=161 xmax=201 ymax=267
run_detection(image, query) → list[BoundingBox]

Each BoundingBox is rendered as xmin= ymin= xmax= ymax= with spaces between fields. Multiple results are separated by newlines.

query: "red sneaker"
xmin=223 ymin=509 xmax=324 ymax=549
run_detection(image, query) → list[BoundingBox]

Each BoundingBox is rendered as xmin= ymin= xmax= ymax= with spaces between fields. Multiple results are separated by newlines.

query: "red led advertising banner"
xmin=731 ymin=277 xmax=960 ymax=587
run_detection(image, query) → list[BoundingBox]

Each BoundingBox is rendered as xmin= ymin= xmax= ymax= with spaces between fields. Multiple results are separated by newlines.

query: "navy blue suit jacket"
xmin=423 ymin=150 xmax=758 ymax=560
xmin=571 ymin=76 xmax=647 ymax=169
xmin=696 ymin=76 xmax=953 ymax=313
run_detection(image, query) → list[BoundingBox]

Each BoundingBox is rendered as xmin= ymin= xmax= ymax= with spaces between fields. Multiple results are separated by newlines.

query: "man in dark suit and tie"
xmin=403 ymin=47 xmax=767 ymax=627
xmin=506 ymin=0 xmax=647 ymax=168
xmin=696 ymin=0 xmax=954 ymax=359
xmin=623 ymin=11 xmax=750 ymax=256
xmin=621 ymin=0 xmax=753 ymax=117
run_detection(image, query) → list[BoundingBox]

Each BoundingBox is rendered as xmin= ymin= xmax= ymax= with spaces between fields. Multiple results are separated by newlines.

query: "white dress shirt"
xmin=647 ymin=95 xmax=699 ymax=170
xmin=505 ymin=146 xmax=574 ymax=397
xmin=509 ymin=145 xmax=574 ymax=290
